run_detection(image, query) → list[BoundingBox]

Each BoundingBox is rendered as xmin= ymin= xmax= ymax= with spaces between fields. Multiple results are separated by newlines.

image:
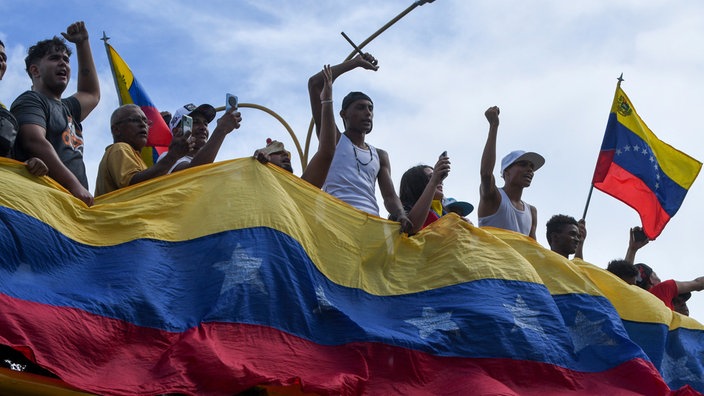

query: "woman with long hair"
xmin=399 ymin=153 xmax=451 ymax=235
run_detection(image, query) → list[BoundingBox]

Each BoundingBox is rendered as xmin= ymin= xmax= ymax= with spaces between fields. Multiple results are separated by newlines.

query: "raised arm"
xmin=17 ymin=123 xmax=93 ymax=205
xmin=307 ymin=53 xmax=378 ymax=139
xmin=478 ymin=106 xmax=501 ymax=217
xmin=406 ymin=155 xmax=450 ymax=235
xmin=377 ymin=148 xmax=412 ymax=234
xmin=625 ymin=226 xmax=649 ymax=264
xmin=302 ymin=64 xmax=336 ymax=188
xmin=62 ymin=21 xmax=100 ymax=121
xmin=173 ymin=110 xmax=241 ymax=172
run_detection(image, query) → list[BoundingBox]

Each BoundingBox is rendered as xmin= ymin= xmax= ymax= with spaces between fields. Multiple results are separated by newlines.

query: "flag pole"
xmin=581 ymin=185 xmax=593 ymax=220
xmin=101 ymin=32 xmax=123 ymax=106
xmin=582 ymin=73 xmax=624 ymax=220
xmin=303 ymin=0 xmax=436 ymax=168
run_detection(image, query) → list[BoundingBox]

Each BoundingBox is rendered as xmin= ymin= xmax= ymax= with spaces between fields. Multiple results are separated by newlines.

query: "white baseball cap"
xmin=169 ymin=103 xmax=216 ymax=132
xmin=500 ymin=150 xmax=545 ymax=175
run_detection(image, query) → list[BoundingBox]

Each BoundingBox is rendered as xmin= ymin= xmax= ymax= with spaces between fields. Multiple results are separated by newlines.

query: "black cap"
xmin=341 ymin=91 xmax=373 ymax=110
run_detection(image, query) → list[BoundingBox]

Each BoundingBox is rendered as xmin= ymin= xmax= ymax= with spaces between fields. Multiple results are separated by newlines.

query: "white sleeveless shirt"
xmin=478 ymin=188 xmax=532 ymax=236
xmin=323 ymin=134 xmax=380 ymax=216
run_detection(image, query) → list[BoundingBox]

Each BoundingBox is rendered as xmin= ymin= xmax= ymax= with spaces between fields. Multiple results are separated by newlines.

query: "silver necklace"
xmin=353 ymin=143 xmax=374 ymax=173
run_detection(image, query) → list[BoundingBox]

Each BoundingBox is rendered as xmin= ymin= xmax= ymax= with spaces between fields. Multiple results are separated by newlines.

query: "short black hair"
xmin=545 ymin=214 xmax=578 ymax=244
xmin=0 ymin=39 xmax=5 ymax=47
xmin=607 ymin=259 xmax=638 ymax=281
xmin=25 ymin=36 xmax=71 ymax=78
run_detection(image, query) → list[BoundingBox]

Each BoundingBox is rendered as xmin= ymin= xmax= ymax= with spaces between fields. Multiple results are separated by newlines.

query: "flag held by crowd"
xmin=0 ymin=158 xmax=703 ymax=395
xmin=592 ymin=85 xmax=702 ymax=239
xmin=104 ymin=41 xmax=171 ymax=166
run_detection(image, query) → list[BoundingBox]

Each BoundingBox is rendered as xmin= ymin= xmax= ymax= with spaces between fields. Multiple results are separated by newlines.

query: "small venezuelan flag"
xmin=592 ymin=85 xmax=701 ymax=239
xmin=105 ymin=43 xmax=171 ymax=166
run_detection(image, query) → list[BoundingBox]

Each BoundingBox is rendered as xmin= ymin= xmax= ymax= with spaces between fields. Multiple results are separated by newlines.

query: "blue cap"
xmin=443 ymin=197 xmax=474 ymax=216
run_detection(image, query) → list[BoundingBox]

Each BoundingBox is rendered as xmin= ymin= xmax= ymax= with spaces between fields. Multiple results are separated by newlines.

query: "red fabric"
xmin=592 ymin=155 xmax=670 ymax=239
xmin=0 ymin=293 xmax=693 ymax=396
xmin=422 ymin=210 xmax=441 ymax=229
xmin=142 ymin=106 xmax=171 ymax=147
xmin=650 ymin=279 xmax=679 ymax=310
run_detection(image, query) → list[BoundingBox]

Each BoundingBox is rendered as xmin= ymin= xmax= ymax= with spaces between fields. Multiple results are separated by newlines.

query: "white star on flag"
xmin=405 ymin=307 xmax=460 ymax=339
xmin=662 ymin=350 xmax=700 ymax=383
xmin=567 ymin=311 xmax=616 ymax=354
xmin=503 ymin=295 xmax=546 ymax=337
xmin=213 ymin=243 xmax=267 ymax=295
xmin=314 ymin=285 xmax=336 ymax=313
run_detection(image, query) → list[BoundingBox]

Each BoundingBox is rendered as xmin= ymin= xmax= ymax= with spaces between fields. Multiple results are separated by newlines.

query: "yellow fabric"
xmin=106 ymin=44 xmax=135 ymax=105
xmin=612 ymin=86 xmax=702 ymax=189
xmin=430 ymin=199 xmax=443 ymax=218
xmin=94 ymin=143 xmax=147 ymax=197
xmin=1 ymin=157 xmax=702 ymax=333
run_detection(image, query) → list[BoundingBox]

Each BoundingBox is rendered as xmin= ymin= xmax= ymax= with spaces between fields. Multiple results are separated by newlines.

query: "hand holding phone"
xmin=437 ymin=151 xmax=450 ymax=180
xmin=180 ymin=115 xmax=193 ymax=136
xmin=226 ymin=93 xmax=238 ymax=112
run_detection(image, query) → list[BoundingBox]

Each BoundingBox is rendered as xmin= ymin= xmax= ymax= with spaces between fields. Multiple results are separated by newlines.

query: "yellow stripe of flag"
xmin=107 ymin=44 xmax=135 ymax=105
xmin=612 ymin=87 xmax=701 ymax=190
xmin=1 ymin=157 xmax=702 ymax=332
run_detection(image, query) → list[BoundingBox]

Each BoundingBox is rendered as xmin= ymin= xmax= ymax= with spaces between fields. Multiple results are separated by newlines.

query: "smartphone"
xmin=439 ymin=151 xmax=449 ymax=180
xmin=226 ymin=93 xmax=238 ymax=112
xmin=633 ymin=228 xmax=648 ymax=242
xmin=180 ymin=115 xmax=193 ymax=135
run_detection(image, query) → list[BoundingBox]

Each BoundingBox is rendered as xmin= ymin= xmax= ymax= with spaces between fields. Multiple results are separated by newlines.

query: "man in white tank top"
xmin=307 ymin=53 xmax=412 ymax=234
xmin=478 ymin=106 xmax=544 ymax=239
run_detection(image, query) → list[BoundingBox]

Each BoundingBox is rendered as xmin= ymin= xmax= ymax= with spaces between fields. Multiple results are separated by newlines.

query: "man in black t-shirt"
xmin=1 ymin=39 xmax=47 ymax=175
xmin=11 ymin=21 xmax=99 ymax=206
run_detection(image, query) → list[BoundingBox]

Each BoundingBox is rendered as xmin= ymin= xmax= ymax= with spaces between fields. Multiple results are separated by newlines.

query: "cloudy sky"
xmin=2 ymin=1 xmax=704 ymax=318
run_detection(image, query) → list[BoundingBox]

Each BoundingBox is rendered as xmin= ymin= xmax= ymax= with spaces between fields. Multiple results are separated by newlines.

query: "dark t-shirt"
xmin=0 ymin=103 xmax=18 ymax=157
xmin=11 ymin=91 xmax=87 ymax=188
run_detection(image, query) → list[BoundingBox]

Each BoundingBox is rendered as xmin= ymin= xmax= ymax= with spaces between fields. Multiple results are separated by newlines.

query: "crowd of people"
xmin=2 ymin=20 xmax=704 ymax=391
xmin=2 ymin=23 xmax=701 ymax=318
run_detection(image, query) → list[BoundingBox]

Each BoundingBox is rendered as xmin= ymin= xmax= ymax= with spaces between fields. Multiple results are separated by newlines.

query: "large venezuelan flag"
xmin=105 ymin=43 xmax=171 ymax=166
xmin=592 ymin=85 xmax=701 ymax=239
xmin=0 ymin=157 xmax=703 ymax=395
